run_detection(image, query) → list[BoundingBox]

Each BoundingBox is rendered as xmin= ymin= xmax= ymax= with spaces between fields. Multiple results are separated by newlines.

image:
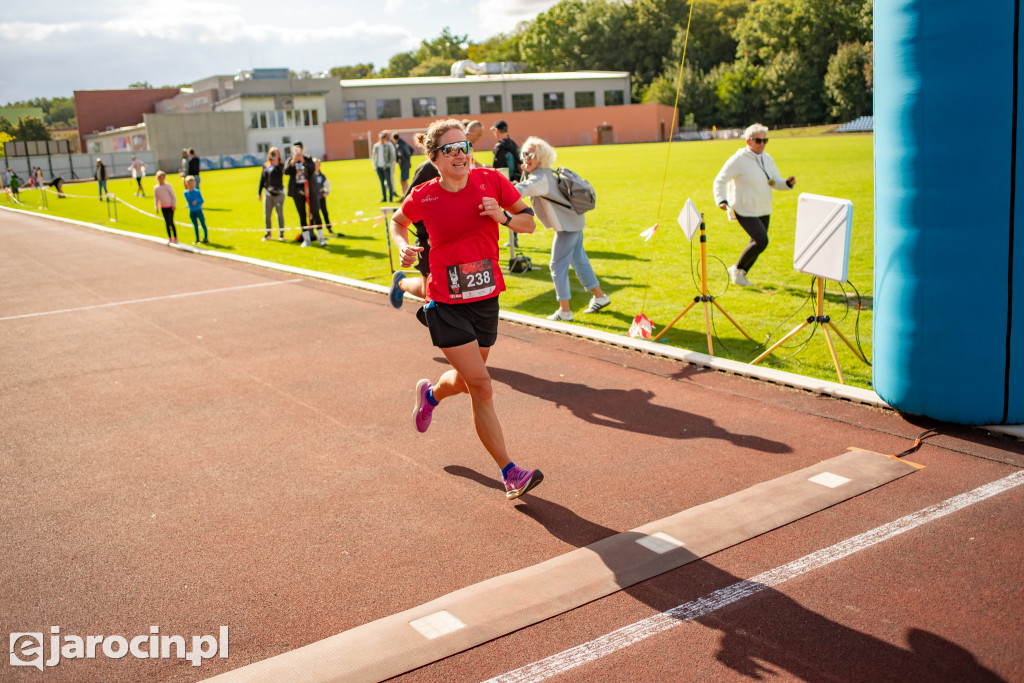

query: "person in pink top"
xmin=153 ymin=171 xmax=178 ymax=244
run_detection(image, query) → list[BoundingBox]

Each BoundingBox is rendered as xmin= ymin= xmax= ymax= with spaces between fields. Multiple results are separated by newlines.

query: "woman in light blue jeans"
xmin=514 ymin=137 xmax=610 ymax=322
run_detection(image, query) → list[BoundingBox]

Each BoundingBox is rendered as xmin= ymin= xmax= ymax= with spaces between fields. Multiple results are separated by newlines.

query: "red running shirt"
xmin=401 ymin=167 xmax=521 ymax=304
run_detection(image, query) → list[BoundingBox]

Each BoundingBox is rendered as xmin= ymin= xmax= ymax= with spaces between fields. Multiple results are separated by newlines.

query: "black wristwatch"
xmin=501 ymin=210 xmax=513 ymax=226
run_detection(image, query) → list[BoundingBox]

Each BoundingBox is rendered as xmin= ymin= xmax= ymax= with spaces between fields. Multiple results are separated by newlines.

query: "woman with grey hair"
xmin=712 ymin=123 xmax=796 ymax=287
xmin=515 ymin=136 xmax=610 ymax=321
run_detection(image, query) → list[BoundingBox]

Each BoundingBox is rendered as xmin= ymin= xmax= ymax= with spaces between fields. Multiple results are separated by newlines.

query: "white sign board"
xmin=793 ymin=193 xmax=853 ymax=282
xmin=676 ymin=198 xmax=702 ymax=240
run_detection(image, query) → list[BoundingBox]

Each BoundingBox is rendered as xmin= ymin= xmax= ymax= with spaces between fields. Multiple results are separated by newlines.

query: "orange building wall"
xmin=74 ymin=88 xmax=181 ymax=152
xmin=323 ymin=103 xmax=678 ymax=160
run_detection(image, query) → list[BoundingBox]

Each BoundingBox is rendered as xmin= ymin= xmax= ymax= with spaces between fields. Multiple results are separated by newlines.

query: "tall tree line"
xmin=337 ymin=0 xmax=872 ymax=128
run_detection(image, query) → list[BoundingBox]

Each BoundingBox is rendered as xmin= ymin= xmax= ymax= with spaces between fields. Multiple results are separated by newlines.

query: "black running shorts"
xmin=424 ymin=296 xmax=500 ymax=348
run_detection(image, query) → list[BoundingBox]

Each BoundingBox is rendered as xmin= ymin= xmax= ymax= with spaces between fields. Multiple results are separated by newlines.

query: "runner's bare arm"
xmin=389 ymin=208 xmax=423 ymax=268
xmin=479 ymin=197 xmax=536 ymax=234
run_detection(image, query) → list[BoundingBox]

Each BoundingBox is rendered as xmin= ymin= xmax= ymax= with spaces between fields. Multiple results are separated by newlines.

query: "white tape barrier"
xmin=19 ymin=187 xmax=382 ymax=235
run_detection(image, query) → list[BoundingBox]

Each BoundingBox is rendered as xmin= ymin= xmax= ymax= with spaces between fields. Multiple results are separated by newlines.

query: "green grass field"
xmin=5 ymin=132 xmax=875 ymax=388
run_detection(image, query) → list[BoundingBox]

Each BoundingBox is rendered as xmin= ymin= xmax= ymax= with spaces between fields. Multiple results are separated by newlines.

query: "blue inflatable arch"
xmin=874 ymin=1 xmax=1022 ymax=424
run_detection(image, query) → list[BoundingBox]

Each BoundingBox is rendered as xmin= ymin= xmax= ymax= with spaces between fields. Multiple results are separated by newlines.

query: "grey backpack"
xmin=547 ymin=167 xmax=596 ymax=214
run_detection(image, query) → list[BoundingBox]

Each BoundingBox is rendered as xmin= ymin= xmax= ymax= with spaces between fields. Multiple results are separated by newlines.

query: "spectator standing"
xmin=183 ymin=175 xmax=208 ymax=244
xmin=712 ymin=123 xmax=796 ymax=287
xmin=5 ymin=168 xmax=19 ymax=199
xmin=371 ymin=131 xmax=398 ymax=202
xmin=490 ymin=119 xmax=523 ymax=182
xmin=313 ymin=158 xmax=339 ymax=236
xmin=491 ymin=120 xmax=523 ymax=248
xmin=258 ymin=147 xmax=286 ymax=241
xmin=95 ymin=158 xmax=108 ymax=200
xmin=392 ymin=132 xmax=414 ymax=196
xmin=128 ymin=156 xmax=146 ymax=197
xmin=464 ymin=120 xmax=485 ymax=167
xmin=284 ymin=142 xmax=323 ymax=247
xmin=179 ymin=149 xmax=189 ymax=180
xmin=187 ymin=148 xmax=201 ymax=189
xmin=153 ymin=171 xmax=177 ymax=244
xmin=515 ymin=137 xmax=610 ymax=321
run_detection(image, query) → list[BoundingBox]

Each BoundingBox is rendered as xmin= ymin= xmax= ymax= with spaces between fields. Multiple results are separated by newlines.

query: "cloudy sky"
xmin=0 ymin=0 xmax=561 ymax=103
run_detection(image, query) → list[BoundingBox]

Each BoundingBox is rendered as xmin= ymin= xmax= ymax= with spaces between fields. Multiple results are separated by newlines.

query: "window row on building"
xmin=249 ymin=109 xmax=320 ymax=129
xmin=342 ymin=90 xmax=626 ymax=122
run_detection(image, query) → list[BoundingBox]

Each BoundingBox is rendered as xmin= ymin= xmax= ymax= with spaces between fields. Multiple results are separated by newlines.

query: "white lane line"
xmin=485 ymin=469 xmax=1024 ymax=683
xmin=0 ymin=280 xmax=302 ymax=321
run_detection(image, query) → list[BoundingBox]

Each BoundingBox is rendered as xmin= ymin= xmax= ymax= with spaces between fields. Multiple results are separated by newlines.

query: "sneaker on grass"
xmin=504 ymin=466 xmax=544 ymax=500
xmin=583 ymin=296 xmax=611 ymax=313
xmin=547 ymin=309 xmax=574 ymax=322
xmin=728 ymin=265 xmax=752 ymax=287
xmin=413 ymin=378 xmax=434 ymax=433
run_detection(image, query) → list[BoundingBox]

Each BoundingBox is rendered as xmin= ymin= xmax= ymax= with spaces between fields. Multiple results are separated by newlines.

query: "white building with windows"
xmin=94 ymin=66 xmax=673 ymax=166
xmin=337 ymin=70 xmax=630 ymax=122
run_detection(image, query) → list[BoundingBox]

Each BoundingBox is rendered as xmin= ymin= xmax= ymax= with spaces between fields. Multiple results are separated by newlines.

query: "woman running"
xmin=389 ymin=119 xmax=544 ymax=500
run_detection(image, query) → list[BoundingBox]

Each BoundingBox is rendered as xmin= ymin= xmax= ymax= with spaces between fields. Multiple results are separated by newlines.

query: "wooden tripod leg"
xmin=821 ymin=323 xmax=845 ymax=384
xmin=703 ymin=299 xmax=714 ymax=355
xmin=826 ymin=322 xmax=868 ymax=364
xmin=712 ymin=300 xmax=753 ymax=340
xmin=750 ymin=320 xmax=810 ymax=365
xmin=651 ymin=300 xmax=698 ymax=341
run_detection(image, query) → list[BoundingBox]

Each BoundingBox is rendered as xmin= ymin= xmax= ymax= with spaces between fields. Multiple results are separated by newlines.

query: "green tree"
xmin=715 ymin=59 xmax=767 ymax=127
xmin=733 ymin=0 xmax=871 ymax=125
xmin=329 ymin=64 xmax=375 ymax=79
xmin=663 ymin=0 xmax=750 ymax=74
xmin=381 ymin=52 xmax=419 ymax=78
xmin=128 ymin=81 xmax=153 ymax=88
xmin=621 ymin=0 xmax=694 ymax=100
xmin=763 ymin=49 xmax=823 ymax=125
xmin=825 ymin=41 xmax=873 ymax=121
xmin=415 ymin=27 xmax=470 ymax=62
xmin=643 ymin=64 xmax=719 ymax=127
xmin=468 ymin=32 xmax=523 ymax=64
xmin=519 ymin=0 xmax=628 ymax=73
xmin=11 ymin=116 xmax=51 ymax=141
xmin=409 ymin=56 xmax=454 ymax=78
xmin=45 ymin=97 xmax=76 ymax=127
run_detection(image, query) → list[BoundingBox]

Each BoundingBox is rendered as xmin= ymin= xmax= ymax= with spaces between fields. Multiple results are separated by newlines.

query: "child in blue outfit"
xmin=183 ymin=175 xmax=208 ymax=244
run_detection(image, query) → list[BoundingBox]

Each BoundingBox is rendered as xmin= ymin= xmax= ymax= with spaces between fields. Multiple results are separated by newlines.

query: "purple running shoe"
xmin=504 ymin=466 xmax=544 ymax=499
xmin=413 ymin=379 xmax=434 ymax=433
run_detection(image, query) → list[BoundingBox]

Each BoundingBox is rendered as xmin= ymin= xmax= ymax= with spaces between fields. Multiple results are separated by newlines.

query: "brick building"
xmin=73 ymin=87 xmax=180 ymax=152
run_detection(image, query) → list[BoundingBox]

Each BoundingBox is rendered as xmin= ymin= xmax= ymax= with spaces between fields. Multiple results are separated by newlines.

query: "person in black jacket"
xmin=490 ymin=120 xmax=523 ymax=182
xmin=258 ymin=147 xmax=286 ymax=241
xmin=490 ymin=120 xmax=523 ymax=247
xmin=95 ymin=158 xmax=107 ymax=200
xmin=392 ymin=132 xmax=415 ymax=195
xmin=283 ymin=142 xmax=324 ymax=247
xmin=186 ymin=149 xmax=201 ymax=189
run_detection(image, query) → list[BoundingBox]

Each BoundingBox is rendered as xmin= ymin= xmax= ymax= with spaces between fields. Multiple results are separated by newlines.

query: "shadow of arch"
xmin=444 ymin=465 xmax=1006 ymax=682
xmin=488 ymin=365 xmax=789 ymax=452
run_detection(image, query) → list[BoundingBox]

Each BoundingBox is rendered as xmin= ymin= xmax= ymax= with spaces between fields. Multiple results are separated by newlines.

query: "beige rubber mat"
xmin=204 ymin=449 xmax=920 ymax=682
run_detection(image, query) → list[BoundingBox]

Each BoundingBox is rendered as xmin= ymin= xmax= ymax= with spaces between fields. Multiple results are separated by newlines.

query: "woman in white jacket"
xmin=712 ymin=123 xmax=796 ymax=287
xmin=515 ymin=137 xmax=610 ymax=321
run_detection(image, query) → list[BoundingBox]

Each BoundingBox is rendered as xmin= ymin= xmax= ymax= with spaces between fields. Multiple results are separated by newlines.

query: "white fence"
xmin=2 ymin=150 xmax=157 ymax=184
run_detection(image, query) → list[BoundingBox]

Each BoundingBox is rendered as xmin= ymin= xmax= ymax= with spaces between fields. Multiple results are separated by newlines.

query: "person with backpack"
xmin=515 ymin=137 xmax=610 ymax=322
